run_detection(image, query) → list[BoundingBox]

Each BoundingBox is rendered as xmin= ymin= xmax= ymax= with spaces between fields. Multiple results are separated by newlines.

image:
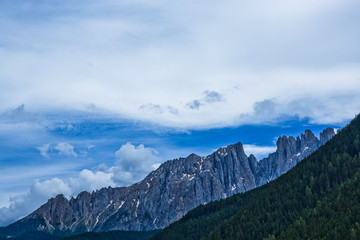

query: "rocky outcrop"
xmin=256 ymin=129 xmax=320 ymax=185
xmin=3 ymin=128 xmax=335 ymax=236
xmin=320 ymin=127 xmax=336 ymax=145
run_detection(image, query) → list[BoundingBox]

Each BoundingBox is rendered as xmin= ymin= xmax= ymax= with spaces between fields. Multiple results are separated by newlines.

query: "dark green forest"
xmin=0 ymin=230 xmax=158 ymax=240
xmin=153 ymin=114 xmax=360 ymax=240
xmin=60 ymin=230 xmax=159 ymax=240
xmin=0 ymin=231 xmax=59 ymax=240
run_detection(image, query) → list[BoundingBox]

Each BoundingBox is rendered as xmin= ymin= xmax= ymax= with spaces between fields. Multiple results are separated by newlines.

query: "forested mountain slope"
xmin=60 ymin=230 xmax=159 ymax=240
xmin=153 ymin=114 xmax=360 ymax=240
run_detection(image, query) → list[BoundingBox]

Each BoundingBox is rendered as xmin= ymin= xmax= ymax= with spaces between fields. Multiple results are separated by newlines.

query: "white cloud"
xmin=54 ymin=143 xmax=77 ymax=157
xmin=69 ymin=169 xmax=115 ymax=194
xmin=88 ymin=144 xmax=95 ymax=149
xmin=36 ymin=142 xmax=78 ymax=158
xmin=109 ymin=167 xmax=136 ymax=187
xmin=115 ymin=142 xmax=160 ymax=171
xmin=36 ymin=144 xmax=51 ymax=158
xmin=243 ymin=144 xmax=277 ymax=160
xmin=30 ymin=178 xmax=72 ymax=198
xmin=113 ymin=142 xmax=161 ymax=185
xmin=0 ymin=178 xmax=72 ymax=227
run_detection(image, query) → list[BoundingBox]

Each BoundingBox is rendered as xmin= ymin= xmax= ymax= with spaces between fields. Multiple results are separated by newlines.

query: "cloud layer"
xmin=0 ymin=0 xmax=359 ymax=128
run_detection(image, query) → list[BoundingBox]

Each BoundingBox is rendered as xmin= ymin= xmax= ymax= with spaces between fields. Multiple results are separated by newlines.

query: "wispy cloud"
xmin=187 ymin=90 xmax=224 ymax=110
xmin=187 ymin=100 xmax=203 ymax=110
xmin=139 ymin=104 xmax=178 ymax=115
xmin=36 ymin=144 xmax=51 ymax=158
xmin=203 ymin=91 xmax=224 ymax=103
xmin=54 ymin=143 xmax=77 ymax=157
xmin=36 ymin=143 xmax=78 ymax=158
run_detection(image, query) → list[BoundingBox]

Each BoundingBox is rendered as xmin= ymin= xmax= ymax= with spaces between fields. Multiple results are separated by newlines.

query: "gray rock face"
xmin=256 ymin=129 xmax=321 ymax=186
xmin=320 ymin=127 xmax=336 ymax=145
xmin=7 ymin=128 xmax=335 ymax=234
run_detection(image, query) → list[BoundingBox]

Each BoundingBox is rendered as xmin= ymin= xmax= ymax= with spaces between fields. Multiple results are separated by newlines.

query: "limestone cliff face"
xmin=5 ymin=128 xmax=335 ymax=235
xmin=255 ymin=129 xmax=330 ymax=186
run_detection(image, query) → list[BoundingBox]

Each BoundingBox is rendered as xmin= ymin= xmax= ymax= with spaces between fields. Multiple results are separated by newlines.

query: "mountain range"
xmin=0 ymin=128 xmax=335 ymax=238
xmin=153 ymin=114 xmax=360 ymax=240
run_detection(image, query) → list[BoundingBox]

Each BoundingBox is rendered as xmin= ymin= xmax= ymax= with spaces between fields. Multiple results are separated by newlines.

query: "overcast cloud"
xmin=0 ymin=0 xmax=359 ymax=128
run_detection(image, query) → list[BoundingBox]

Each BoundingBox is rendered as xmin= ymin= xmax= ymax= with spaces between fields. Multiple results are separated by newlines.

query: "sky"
xmin=0 ymin=0 xmax=359 ymax=227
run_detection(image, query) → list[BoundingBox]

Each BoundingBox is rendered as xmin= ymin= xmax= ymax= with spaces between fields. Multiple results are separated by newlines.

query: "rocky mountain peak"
xmin=303 ymin=129 xmax=316 ymax=139
xmin=255 ymin=128 xmax=335 ymax=186
xmin=320 ymin=128 xmax=335 ymax=145
xmin=232 ymin=142 xmax=246 ymax=154
xmin=305 ymin=129 xmax=317 ymax=138
xmin=186 ymin=153 xmax=200 ymax=160
xmin=276 ymin=135 xmax=295 ymax=150
xmin=37 ymin=194 xmax=68 ymax=213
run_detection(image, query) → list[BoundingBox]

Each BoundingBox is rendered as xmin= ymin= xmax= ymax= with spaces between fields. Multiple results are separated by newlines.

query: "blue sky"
xmin=0 ymin=0 xmax=359 ymax=226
